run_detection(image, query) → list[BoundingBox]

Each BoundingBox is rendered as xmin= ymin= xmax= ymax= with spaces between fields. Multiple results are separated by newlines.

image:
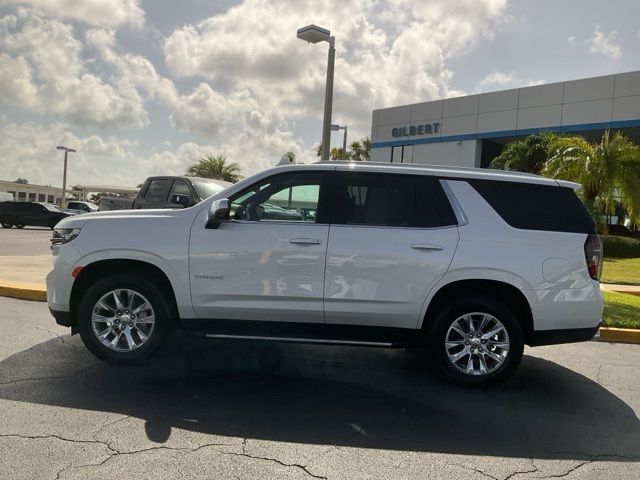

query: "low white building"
xmin=0 ymin=180 xmax=63 ymax=204
xmin=370 ymin=70 xmax=640 ymax=167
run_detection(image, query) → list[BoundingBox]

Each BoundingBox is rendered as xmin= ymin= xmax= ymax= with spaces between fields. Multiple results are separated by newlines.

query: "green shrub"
xmin=602 ymin=235 xmax=640 ymax=258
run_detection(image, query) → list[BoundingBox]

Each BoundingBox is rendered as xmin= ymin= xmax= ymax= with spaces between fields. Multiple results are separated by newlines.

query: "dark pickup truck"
xmin=99 ymin=176 xmax=231 ymax=211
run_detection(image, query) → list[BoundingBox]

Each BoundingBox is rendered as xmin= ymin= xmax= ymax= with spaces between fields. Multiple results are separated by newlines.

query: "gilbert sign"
xmin=391 ymin=122 xmax=440 ymax=138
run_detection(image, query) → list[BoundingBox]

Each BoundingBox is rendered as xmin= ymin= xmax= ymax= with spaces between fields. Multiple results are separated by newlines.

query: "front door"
xmin=190 ymin=171 xmax=330 ymax=323
xmin=324 ymin=171 xmax=460 ymax=329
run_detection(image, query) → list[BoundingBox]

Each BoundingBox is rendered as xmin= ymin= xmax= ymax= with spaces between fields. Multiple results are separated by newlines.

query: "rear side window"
xmin=469 ymin=180 xmax=596 ymax=233
xmin=331 ymin=172 xmax=457 ymax=228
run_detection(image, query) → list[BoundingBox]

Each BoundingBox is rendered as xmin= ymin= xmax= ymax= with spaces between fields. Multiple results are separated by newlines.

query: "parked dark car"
xmin=607 ymin=224 xmax=640 ymax=238
xmin=0 ymin=202 xmax=73 ymax=229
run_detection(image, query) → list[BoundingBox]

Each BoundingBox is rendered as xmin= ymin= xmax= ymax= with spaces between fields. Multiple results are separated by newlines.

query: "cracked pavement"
xmin=1 ymin=297 xmax=639 ymax=479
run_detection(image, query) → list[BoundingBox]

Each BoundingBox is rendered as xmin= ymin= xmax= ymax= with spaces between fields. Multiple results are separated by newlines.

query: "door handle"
xmin=289 ymin=238 xmax=321 ymax=245
xmin=411 ymin=243 xmax=443 ymax=251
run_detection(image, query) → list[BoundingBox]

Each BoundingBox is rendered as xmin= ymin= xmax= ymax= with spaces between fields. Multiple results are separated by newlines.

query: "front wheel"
xmin=14 ymin=224 xmax=25 ymax=229
xmin=77 ymin=274 xmax=172 ymax=364
xmin=428 ymin=297 xmax=524 ymax=387
xmin=1 ymin=221 xmax=13 ymax=228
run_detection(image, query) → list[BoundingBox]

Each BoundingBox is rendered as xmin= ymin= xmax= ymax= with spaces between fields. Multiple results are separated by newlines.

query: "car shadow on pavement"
xmin=0 ymin=335 xmax=639 ymax=462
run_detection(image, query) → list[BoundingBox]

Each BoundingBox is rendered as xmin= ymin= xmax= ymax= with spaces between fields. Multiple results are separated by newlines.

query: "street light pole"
xmin=321 ymin=36 xmax=335 ymax=162
xmin=297 ymin=25 xmax=336 ymax=162
xmin=331 ymin=124 xmax=348 ymax=159
xmin=56 ymin=146 xmax=76 ymax=208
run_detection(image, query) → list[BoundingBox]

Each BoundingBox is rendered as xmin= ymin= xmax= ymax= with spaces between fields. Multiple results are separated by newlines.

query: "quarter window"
xmin=230 ymin=172 xmax=323 ymax=222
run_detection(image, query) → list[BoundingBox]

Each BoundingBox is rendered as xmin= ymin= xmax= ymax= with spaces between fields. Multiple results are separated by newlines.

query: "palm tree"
xmin=543 ymin=130 xmax=640 ymax=228
xmin=186 ymin=155 xmax=242 ymax=182
xmin=490 ymin=132 xmax=554 ymax=174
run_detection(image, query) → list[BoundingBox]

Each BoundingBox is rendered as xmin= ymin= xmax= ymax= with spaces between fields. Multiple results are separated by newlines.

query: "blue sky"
xmin=0 ymin=0 xmax=638 ymax=187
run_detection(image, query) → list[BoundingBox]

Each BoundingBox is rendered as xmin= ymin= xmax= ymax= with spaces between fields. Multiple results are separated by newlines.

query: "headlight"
xmin=51 ymin=228 xmax=81 ymax=245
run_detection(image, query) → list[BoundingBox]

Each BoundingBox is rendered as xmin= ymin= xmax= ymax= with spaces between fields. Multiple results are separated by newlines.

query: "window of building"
xmin=47 ymin=195 xmax=54 ymax=203
xmin=17 ymin=192 xmax=26 ymax=201
xmin=28 ymin=193 xmax=36 ymax=201
xmin=38 ymin=194 xmax=46 ymax=202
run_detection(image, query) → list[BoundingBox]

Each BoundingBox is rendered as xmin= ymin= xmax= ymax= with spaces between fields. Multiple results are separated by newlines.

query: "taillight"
xmin=584 ymin=234 xmax=603 ymax=281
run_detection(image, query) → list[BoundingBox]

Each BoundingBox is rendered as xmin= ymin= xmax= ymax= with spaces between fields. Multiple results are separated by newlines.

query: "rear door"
xmin=324 ymin=170 xmax=459 ymax=328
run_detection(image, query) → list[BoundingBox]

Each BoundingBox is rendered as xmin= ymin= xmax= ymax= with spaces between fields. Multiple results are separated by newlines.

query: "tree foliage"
xmin=543 ymin=130 xmax=640 ymax=228
xmin=186 ymin=155 xmax=242 ymax=182
xmin=315 ymin=136 xmax=371 ymax=161
xmin=490 ymin=133 xmax=554 ymax=174
xmin=14 ymin=178 xmax=28 ymax=184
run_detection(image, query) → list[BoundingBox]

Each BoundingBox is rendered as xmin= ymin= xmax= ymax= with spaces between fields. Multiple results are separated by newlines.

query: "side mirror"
xmin=206 ymin=198 xmax=230 ymax=229
xmin=170 ymin=194 xmax=191 ymax=208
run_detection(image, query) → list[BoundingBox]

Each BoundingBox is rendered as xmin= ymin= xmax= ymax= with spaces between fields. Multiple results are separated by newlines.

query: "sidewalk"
xmin=0 ymin=255 xmax=50 ymax=301
xmin=601 ymin=283 xmax=640 ymax=296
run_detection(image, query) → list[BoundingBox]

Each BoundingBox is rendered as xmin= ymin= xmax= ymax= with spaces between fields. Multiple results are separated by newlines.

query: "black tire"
xmin=1 ymin=221 xmax=13 ymax=228
xmin=77 ymin=273 xmax=172 ymax=364
xmin=14 ymin=224 xmax=25 ymax=229
xmin=428 ymin=296 xmax=524 ymax=387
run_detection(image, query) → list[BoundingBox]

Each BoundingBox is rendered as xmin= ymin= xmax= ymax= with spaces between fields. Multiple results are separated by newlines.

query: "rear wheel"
xmin=1 ymin=221 xmax=13 ymax=228
xmin=77 ymin=274 xmax=172 ymax=364
xmin=428 ymin=297 xmax=524 ymax=387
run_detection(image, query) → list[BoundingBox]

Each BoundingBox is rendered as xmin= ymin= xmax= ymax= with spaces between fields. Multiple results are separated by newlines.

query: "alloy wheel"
xmin=444 ymin=312 xmax=510 ymax=376
xmin=91 ymin=289 xmax=156 ymax=352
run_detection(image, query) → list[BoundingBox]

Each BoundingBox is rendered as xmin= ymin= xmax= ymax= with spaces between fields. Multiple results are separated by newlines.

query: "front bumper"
xmin=528 ymin=324 xmax=600 ymax=346
xmin=49 ymin=307 xmax=72 ymax=328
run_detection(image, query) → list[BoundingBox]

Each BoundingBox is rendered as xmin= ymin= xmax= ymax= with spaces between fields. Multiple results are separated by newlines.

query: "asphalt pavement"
xmin=0 ymin=227 xmax=52 ymax=256
xmin=1 ymin=297 xmax=639 ymax=479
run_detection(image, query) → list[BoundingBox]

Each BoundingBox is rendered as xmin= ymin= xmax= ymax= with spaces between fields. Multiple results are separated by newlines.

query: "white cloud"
xmin=476 ymin=69 xmax=545 ymax=92
xmin=568 ymin=36 xmax=576 ymax=44
xmin=164 ymin=0 xmax=509 ymax=140
xmin=0 ymin=52 xmax=38 ymax=107
xmin=587 ymin=26 xmax=621 ymax=59
xmin=0 ymin=10 xmax=176 ymax=128
xmin=0 ymin=0 xmax=145 ymax=28
xmin=0 ymin=122 xmax=142 ymax=187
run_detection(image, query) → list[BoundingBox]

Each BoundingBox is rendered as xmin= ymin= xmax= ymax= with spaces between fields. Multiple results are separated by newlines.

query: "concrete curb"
xmin=600 ymin=284 xmax=640 ymax=297
xmin=0 ymin=283 xmax=46 ymax=302
xmin=599 ymin=327 xmax=640 ymax=344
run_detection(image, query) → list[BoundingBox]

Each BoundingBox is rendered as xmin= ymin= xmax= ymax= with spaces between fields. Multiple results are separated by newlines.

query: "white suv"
xmin=46 ymin=162 xmax=603 ymax=386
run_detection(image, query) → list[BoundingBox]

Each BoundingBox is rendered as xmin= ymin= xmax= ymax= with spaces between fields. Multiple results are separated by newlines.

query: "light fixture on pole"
xmin=331 ymin=124 xmax=348 ymax=159
xmin=297 ymin=24 xmax=335 ymax=162
xmin=56 ymin=145 xmax=76 ymax=208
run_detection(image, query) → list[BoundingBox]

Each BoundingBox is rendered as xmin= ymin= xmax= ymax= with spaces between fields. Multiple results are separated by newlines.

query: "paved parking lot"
xmin=1 ymin=297 xmax=639 ymax=479
xmin=0 ymin=227 xmax=52 ymax=256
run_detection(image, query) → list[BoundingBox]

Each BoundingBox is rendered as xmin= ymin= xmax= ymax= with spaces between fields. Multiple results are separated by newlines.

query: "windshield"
xmin=192 ymin=180 xmax=228 ymax=200
xmin=40 ymin=203 xmax=62 ymax=212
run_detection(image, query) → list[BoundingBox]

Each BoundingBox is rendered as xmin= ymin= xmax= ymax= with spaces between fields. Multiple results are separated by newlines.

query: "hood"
xmin=55 ymin=207 xmax=192 ymax=229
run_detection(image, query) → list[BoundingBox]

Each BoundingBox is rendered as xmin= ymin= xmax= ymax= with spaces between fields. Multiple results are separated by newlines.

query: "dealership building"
xmin=370 ymin=71 xmax=640 ymax=167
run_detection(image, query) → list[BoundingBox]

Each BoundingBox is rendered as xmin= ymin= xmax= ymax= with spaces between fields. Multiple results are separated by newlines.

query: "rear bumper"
xmin=528 ymin=324 xmax=600 ymax=346
xmin=49 ymin=307 xmax=72 ymax=328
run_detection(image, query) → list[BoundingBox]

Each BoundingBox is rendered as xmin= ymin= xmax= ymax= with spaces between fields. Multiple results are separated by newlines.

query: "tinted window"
xmin=469 ymin=180 xmax=596 ymax=233
xmin=144 ymin=179 xmax=169 ymax=202
xmin=331 ymin=173 xmax=457 ymax=228
xmin=230 ymin=172 xmax=323 ymax=222
xmin=169 ymin=180 xmax=192 ymax=200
